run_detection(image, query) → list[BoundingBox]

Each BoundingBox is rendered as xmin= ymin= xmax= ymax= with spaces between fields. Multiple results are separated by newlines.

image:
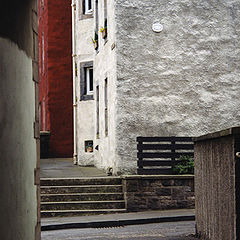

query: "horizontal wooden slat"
xmin=137 ymin=152 xmax=194 ymax=159
xmin=137 ymin=144 xmax=194 ymax=150
xmin=137 ymin=137 xmax=193 ymax=142
xmin=138 ymin=160 xmax=173 ymax=167
xmin=137 ymin=168 xmax=173 ymax=175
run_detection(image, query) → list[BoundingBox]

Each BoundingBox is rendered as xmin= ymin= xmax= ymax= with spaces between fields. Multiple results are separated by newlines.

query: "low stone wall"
xmin=122 ymin=175 xmax=194 ymax=212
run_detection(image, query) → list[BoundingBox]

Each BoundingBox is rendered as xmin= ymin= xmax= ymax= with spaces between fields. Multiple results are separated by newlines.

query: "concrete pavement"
xmin=41 ymin=209 xmax=195 ymax=231
xmin=40 ymin=158 xmax=107 ymax=178
xmin=41 ymin=221 xmax=197 ymax=240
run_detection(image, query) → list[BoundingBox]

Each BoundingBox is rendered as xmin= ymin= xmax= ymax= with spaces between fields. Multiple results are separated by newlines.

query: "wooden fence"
xmin=194 ymin=127 xmax=240 ymax=240
xmin=137 ymin=136 xmax=194 ymax=175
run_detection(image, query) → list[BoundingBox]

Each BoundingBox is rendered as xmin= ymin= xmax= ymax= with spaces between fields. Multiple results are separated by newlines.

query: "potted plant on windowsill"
xmin=86 ymin=146 xmax=93 ymax=153
xmin=92 ymin=32 xmax=99 ymax=50
xmin=99 ymin=26 xmax=107 ymax=39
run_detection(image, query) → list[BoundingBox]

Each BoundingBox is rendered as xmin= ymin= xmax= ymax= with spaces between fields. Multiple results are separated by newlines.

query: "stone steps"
xmin=41 ymin=200 xmax=125 ymax=211
xmin=41 ymin=177 xmax=126 ymax=217
xmin=41 ymin=209 xmax=127 ymax=218
xmin=41 ymin=193 xmax=124 ymax=202
xmin=41 ymin=185 xmax=123 ymax=194
xmin=40 ymin=177 xmax=122 ymax=186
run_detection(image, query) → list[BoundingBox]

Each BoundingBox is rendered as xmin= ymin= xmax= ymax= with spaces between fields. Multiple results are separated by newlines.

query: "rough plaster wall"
xmin=115 ymin=0 xmax=240 ymax=174
xmin=94 ymin=0 xmax=118 ymax=173
xmin=75 ymin=11 xmax=95 ymax=165
xmin=0 ymin=38 xmax=37 ymax=239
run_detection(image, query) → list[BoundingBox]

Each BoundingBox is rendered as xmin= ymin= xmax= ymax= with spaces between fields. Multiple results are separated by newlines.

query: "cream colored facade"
xmin=72 ymin=0 xmax=95 ymax=166
xmin=73 ymin=0 xmax=240 ymax=174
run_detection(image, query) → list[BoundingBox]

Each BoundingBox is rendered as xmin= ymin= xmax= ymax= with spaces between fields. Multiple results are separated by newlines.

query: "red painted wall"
xmin=39 ymin=0 xmax=73 ymax=158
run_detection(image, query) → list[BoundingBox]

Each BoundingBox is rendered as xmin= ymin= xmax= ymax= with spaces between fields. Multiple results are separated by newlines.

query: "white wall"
xmin=93 ymin=0 xmax=118 ymax=173
xmin=74 ymin=2 xmax=95 ymax=165
xmin=114 ymin=0 xmax=240 ymax=174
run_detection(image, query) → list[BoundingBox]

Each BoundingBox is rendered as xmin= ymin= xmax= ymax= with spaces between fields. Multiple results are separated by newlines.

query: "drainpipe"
xmin=72 ymin=0 xmax=78 ymax=165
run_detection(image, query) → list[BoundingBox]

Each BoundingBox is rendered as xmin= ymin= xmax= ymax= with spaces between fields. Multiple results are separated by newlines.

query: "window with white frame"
xmin=84 ymin=0 xmax=93 ymax=14
xmin=79 ymin=0 xmax=93 ymax=20
xmin=85 ymin=67 xmax=93 ymax=95
xmin=80 ymin=61 xmax=94 ymax=100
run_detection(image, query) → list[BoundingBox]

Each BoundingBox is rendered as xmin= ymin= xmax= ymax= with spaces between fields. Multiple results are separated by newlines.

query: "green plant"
xmin=173 ymin=155 xmax=194 ymax=174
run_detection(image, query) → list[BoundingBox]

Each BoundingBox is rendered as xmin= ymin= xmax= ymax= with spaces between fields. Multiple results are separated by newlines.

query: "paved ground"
xmin=40 ymin=158 xmax=107 ymax=178
xmin=41 ymin=221 xmax=197 ymax=240
xmin=42 ymin=209 xmax=195 ymax=227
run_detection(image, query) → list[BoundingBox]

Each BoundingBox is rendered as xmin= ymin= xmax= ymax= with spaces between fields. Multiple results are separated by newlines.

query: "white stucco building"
xmin=72 ymin=0 xmax=240 ymax=174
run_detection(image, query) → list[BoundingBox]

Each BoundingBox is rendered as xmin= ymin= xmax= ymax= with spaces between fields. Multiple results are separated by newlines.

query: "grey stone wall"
xmin=114 ymin=0 xmax=240 ymax=174
xmin=123 ymin=176 xmax=194 ymax=212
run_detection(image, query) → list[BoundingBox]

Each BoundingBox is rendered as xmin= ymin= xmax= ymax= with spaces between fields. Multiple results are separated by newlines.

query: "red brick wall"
xmin=39 ymin=0 xmax=73 ymax=158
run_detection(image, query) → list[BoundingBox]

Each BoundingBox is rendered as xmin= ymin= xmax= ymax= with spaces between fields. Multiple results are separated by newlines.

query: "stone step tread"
xmin=41 ymin=193 xmax=123 ymax=196
xmin=40 ymin=177 xmax=121 ymax=180
xmin=41 ymin=200 xmax=125 ymax=205
xmin=41 ymin=185 xmax=122 ymax=188
xmin=40 ymin=177 xmax=122 ymax=186
xmin=41 ymin=209 xmax=127 ymax=213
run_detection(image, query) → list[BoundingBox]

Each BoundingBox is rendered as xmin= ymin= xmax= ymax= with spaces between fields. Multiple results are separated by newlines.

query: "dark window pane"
xmin=89 ymin=68 xmax=93 ymax=91
xmin=84 ymin=67 xmax=87 ymax=94
xmin=89 ymin=0 xmax=92 ymax=10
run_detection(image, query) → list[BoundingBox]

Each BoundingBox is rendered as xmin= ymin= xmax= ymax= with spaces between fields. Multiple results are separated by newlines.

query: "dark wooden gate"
xmin=137 ymin=136 xmax=194 ymax=175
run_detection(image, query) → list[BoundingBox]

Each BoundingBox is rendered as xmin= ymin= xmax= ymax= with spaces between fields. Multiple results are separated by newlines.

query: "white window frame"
xmin=86 ymin=67 xmax=93 ymax=95
xmin=84 ymin=0 xmax=93 ymax=14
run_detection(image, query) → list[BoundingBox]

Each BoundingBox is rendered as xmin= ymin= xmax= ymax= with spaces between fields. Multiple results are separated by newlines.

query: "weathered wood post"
xmin=194 ymin=127 xmax=240 ymax=240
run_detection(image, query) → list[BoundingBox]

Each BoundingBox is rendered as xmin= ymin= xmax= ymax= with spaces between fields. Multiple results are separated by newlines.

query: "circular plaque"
xmin=152 ymin=21 xmax=163 ymax=33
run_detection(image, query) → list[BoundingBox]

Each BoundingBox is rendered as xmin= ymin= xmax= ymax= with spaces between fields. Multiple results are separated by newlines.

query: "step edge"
xmin=41 ymin=209 xmax=127 ymax=213
xmin=41 ymin=185 xmax=123 ymax=188
xmin=41 ymin=200 xmax=125 ymax=205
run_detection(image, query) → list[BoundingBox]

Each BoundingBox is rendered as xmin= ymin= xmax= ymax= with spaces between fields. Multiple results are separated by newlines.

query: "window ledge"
xmin=79 ymin=13 xmax=93 ymax=20
xmin=81 ymin=95 xmax=94 ymax=101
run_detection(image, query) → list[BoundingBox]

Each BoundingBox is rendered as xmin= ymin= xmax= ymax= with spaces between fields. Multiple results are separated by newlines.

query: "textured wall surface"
xmin=194 ymin=128 xmax=240 ymax=240
xmin=0 ymin=1 xmax=39 ymax=239
xmin=123 ymin=175 xmax=194 ymax=212
xmin=0 ymin=22 xmax=38 ymax=240
xmin=39 ymin=0 xmax=73 ymax=158
xmin=93 ymin=0 xmax=118 ymax=172
xmin=74 ymin=2 xmax=95 ymax=165
xmin=114 ymin=0 xmax=240 ymax=173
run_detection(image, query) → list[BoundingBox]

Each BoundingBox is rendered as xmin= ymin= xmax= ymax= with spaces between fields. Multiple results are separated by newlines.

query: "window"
xmin=79 ymin=0 xmax=93 ymax=20
xmin=84 ymin=0 xmax=92 ymax=14
xmin=96 ymin=85 xmax=99 ymax=138
xmin=85 ymin=140 xmax=93 ymax=153
xmin=104 ymin=78 xmax=108 ymax=136
xmin=103 ymin=0 xmax=108 ymax=40
xmin=85 ymin=67 xmax=93 ymax=95
xmin=80 ymin=61 xmax=94 ymax=100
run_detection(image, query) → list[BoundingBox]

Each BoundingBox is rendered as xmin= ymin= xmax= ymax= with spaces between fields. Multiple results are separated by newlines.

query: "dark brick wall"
xmin=122 ymin=176 xmax=194 ymax=212
xmin=39 ymin=0 xmax=73 ymax=158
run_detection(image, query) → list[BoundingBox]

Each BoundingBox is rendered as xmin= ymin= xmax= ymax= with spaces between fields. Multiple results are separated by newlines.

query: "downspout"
xmin=71 ymin=0 xmax=78 ymax=165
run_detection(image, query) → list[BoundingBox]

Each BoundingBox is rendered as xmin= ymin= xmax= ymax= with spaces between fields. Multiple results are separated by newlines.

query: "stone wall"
xmin=114 ymin=0 xmax=240 ymax=174
xmin=122 ymin=176 xmax=194 ymax=212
